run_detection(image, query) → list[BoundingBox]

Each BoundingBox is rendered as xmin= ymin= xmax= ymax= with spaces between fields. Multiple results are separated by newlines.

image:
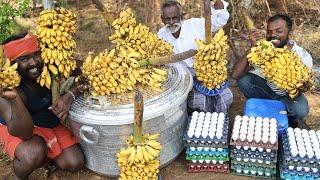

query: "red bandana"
xmin=2 ymin=33 xmax=39 ymax=61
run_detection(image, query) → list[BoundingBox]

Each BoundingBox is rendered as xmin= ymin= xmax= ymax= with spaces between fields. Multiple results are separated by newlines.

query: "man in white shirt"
xmin=232 ymin=14 xmax=313 ymax=129
xmin=158 ymin=0 xmax=233 ymax=114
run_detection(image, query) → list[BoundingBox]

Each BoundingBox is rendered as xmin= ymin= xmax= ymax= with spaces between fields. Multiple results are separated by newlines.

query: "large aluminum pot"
xmin=68 ymin=63 xmax=193 ymax=176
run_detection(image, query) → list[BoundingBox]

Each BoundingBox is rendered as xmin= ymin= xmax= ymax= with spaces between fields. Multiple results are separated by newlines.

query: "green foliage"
xmin=0 ymin=0 xmax=30 ymax=43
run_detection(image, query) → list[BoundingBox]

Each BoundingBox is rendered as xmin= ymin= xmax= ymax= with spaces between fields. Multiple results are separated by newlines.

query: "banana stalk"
xmin=138 ymin=49 xmax=197 ymax=66
xmin=91 ymin=0 xmax=115 ymax=25
xmin=133 ymin=90 xmax=143 ymax=144
xmin=204 ymin=0 xmax=212 ymax=44
xmin=51 ymin=77 xmax=60 ymax=103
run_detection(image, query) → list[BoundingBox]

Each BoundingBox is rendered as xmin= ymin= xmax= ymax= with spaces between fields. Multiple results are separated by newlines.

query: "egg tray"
xmin=230 ymin=137 xmax=278 ymax=150
xmin=184 ymin=119 xmax=229 ymax=148
xmin=186 ymin=154 xmax=229 ymax=162
xmin=193 ymin=78 xmax=229 ymax=97
xmin=186 ymin=147 xmax=228 ymax=156
xmin=281 ymin=134 xmax=320 ymax=168
xmin=231 ymin=157 xmax=276 ymax=168
xmin=231 ymin=169 xmax=276 ymax=179
xmin=231 ymin=145 xmax=277 ymax=154
xmin=188 ymin=158 xmax=229 ymax=165
xmin=230 ymin=149 xmax=277 ymax=166
xmin=231 ymin=146 xmax=277 ymax=158
xmin=280 ymin=164 xmax=320 ymax=180
xmin=187 ymin=163 xmax=230 ymax=173
xmin=231 ymin=162 xmax=277 ymax=175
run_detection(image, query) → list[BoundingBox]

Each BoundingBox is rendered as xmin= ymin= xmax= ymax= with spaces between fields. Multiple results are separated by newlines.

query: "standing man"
xmin=158 ymin=0 xmax=233 ymax=113
xmin=0 ymin=33 xmax=84 ymax=179
xmin=231 ymin=14 xmax=313 ymax=128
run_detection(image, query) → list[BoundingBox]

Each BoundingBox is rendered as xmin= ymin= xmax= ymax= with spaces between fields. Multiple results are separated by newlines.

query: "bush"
xmin=0 ymin=0 xmax=30 ymax=43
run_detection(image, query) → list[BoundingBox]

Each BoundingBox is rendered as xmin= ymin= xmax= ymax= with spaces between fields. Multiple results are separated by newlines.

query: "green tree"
xmin=0 ymin=0 xmax=30 ymax=43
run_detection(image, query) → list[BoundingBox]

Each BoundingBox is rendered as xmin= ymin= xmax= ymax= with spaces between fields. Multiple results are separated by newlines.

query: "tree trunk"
xmin=42 ymin=0 xmax=53 ymax=9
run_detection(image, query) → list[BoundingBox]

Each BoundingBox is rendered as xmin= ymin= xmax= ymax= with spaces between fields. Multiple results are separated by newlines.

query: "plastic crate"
xmin=244 ymin=98 xmax=288 ymax=136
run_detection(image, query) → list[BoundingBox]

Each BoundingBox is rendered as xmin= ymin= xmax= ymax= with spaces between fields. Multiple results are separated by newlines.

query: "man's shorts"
xmin=0 ymin=124 xmax=79 ymax=159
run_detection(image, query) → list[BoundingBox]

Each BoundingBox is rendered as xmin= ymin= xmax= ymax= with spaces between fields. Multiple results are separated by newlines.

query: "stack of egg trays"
xmin=230 ymin=147 xmax=277 ymax=166
xmin=183 ymin=111 xmax=230 ymax=173
xmin=230 ymin=116 xmax=278 ymax=179
xmin=280 ymin=132 xmax=320 ymax=179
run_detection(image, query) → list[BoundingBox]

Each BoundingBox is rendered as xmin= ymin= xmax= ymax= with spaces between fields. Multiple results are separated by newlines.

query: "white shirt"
xmin=157 ymin=0 xmax=230 ymax=68
xmin=250 ymin=40 xmax=313 ymax=95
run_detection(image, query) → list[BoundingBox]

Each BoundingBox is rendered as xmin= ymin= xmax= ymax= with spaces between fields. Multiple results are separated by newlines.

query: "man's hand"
xmin=249 ymin=29 xmax=264 ymax=47
xmin=212 ymin=0 xmax=224 ymax=9
xmin=0 ymin=88 xmax=17 ymax=100
xmin=49 ymin=93 xmax=74 ymax=121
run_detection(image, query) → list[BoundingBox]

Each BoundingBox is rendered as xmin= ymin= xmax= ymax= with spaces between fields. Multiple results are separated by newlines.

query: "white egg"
xmin=197 ymin=147 xmax=203 ymax=151
xmin=242 ymin=115 xmax=249 ymax=121
xmin=202 ymin=131 xmax=209 ymax=138
xmin=218 ymin=112 xmax=225 ymax=117
xmin=211 ymin=112 xmax=218 ymax=117
xmin=194 ymin=131 xmax=201 ymax=138
xmin=199 ymin=111 xmax=205 ymax=116
xmin=187 ymin=131 xmax=194 ymax=138
xmin=240 ymin=133 xmax=246 ymax=141
xmin=232 ymin=133 xmax=239 ymax=141
xmin=256 ymin=121 xmax=262 ymax=127
xmin=270 ymin=118 xmax=277 ymax=124
xmin=262 ymin=135 xmax=269 ymax=144
xmin=287 ymin=127 xmax=294 ymax=133
xmin=309 ymin=130 xmax=316 ymax=135
xmin=192 ymin=111 xmax=199 ymax=116
xmin=249 ymin=116 xmax=255 ymax=122
xmin=299 ymin=150 xmax=306 ymax=158
xmin=216 ymin=131 xmax=223 ymax=139
xmin=315 ymin=152 xmax=320 ymax=160
xmin=205 ymin=111 xmax=211 ymax=116
xmin=247 ymin=133 xmax=254 ymax=142
xmin=307 ymin=151 xmax=314 ymax=159
xmin=235 ymin=115 xmax=242 ymax=121
xmin=301 ymin=129 xmax=309 ymax=134
xmin=291 ymin=149 xmax=298 ymax=157
xmin=254 ymin=135 xmax=261 ymax=143
xmin=209 ymin=132 xmax=215 ymax=139
xmin=294 ymin=127 xmax=301 ymax=133
xmin=263 ymin=117 xmax=270 ymax=122
xmin=251 ymin=146 xmax=257 ymax=151
xmin=270 ymin=136 xmax=277 ymax=144
xmin=254 ymin=116 xmax=261 ymax=121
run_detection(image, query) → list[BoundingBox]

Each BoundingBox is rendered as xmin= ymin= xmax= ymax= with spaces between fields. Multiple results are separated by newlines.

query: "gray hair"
xmin=161 ymin=0 xmax=183 ymax=16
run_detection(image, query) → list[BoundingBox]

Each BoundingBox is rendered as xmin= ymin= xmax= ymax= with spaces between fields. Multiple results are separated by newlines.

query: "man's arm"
xmin=49 ymin=81 xmax=80 ymax=122
xmin=231 ymin=29 xmax=264 ymax=80
xmin=231 ymin=50 xmax=252 ymax=80
xmin=0 ymin=89 xmax=33 ymax=140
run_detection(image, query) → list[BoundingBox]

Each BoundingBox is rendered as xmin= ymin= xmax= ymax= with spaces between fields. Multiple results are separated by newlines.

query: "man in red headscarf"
xmin=0 ymin=33 xmax=84 ymax=179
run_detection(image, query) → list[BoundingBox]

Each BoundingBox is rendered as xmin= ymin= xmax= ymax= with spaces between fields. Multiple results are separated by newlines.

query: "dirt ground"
xmin=1 ymin=0 xmax=320 ymax=179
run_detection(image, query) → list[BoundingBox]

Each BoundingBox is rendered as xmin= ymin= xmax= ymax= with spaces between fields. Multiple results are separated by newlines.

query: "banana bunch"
xmin=109 ymin=8 xmax=172 ymax=59
xmin=194 ymin=29 xmax=229 ymax=89
xmin=36 ymin=7 xmax=77 ymax=89
xmin=117 ymin=134 xmax=161 ymax=180
xmin=0 ymin=59 xmax=21 ymax=90
xmin=248 ymin=39 xmax=315 ymax=98
xmin=81 ymin=48 xmax=167 ymax=96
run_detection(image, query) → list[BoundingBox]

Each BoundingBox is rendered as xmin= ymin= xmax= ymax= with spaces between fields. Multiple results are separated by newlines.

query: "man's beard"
xmin=165 ymin=22 xmax=182 ymax=34
xmin=267 ymin=36 xmax=289 ymax=48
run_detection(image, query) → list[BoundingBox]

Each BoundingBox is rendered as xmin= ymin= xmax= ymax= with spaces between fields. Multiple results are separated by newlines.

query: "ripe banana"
xmin=194 ymin=29 xmax=229 ymax=90
xmin=247 ymin=39 xmax=315 ymax=98
xmin=0 ymin=59 xmax=21 ymax=90
xmin=116 ymin=134 xmax=161 ymax=180
xmin=36 ymin=7 xmax=77 ymax=89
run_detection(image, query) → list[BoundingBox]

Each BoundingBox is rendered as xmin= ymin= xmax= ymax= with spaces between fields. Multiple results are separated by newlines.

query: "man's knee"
xmin=15 ymin=136 xmax=47 ymax=168
xmin=56 ymin=145 xmax=84 ymax=172
xmin=236 ymin=74 xmax=253 ymax=92
xmin=295 ymin=102 xmax=309 ymax=120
